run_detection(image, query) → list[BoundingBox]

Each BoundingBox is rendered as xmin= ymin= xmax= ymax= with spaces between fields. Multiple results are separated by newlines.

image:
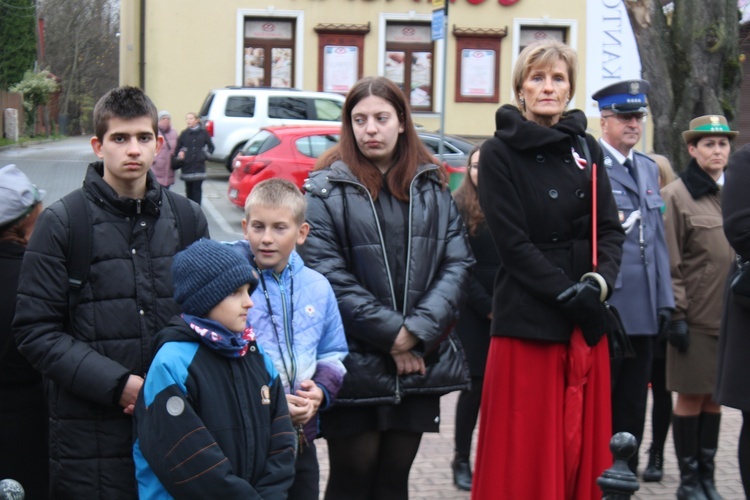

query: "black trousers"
xmin=184 ymin=180 xmax=203 ymax=205
xmin=610 ymin=335 xmax=654 ymax=473
xmin=288 ymin=441 xmax=319 ymax=500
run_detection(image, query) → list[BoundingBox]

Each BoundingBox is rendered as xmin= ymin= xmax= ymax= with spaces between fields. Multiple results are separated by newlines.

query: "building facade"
xmin=119 ymin=0 xmax=648 ymax=141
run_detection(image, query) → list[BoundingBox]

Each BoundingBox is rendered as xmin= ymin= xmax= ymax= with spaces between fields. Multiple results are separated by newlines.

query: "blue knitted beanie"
xmin=172 ymin=239 xmax=259 ymax=317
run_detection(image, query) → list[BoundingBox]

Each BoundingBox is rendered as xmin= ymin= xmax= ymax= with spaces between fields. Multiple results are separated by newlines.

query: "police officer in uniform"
xmin=592 ymin=79 xmax=674 ymax=475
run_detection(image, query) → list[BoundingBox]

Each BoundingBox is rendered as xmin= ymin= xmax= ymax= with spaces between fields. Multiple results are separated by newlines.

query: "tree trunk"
xmin=624 ymin=0 xmax=741 ymax=171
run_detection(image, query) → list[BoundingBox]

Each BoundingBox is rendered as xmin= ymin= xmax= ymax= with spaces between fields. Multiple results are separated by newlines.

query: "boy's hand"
xmin=286 ymin=394 xmax=314 ymax=426
xmin=119 ymin=374 xmax=144 ymax=416
xmin=296 ymin=380 xmax=324 ymax=414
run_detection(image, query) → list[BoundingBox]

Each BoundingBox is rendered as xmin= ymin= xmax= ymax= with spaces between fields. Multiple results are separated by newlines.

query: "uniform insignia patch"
xmin=261 ymin=385 xmax=271 ymax=405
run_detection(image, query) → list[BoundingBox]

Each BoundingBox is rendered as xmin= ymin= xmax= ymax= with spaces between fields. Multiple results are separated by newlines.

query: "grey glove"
xmin=556 ymin=279 xmax=607 ymax=347
xmin=667 ymin=319 xmax=689 ymax=353
xmin=657 ymin=307 xmax=673 ymax=340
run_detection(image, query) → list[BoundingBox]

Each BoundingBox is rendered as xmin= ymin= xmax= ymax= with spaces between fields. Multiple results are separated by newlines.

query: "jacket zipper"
xmin=274 ymin=272 xmax=297 ymax=389
xmin=332 ymin=165 xmax=439 ymax=402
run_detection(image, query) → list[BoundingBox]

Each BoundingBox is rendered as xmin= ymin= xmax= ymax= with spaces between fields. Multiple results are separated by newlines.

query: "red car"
xmin=227 ymin=125 xmax=341 ymax=208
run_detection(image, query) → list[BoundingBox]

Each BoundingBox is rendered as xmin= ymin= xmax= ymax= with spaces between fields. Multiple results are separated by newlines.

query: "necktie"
xmin=623 ymin=158 xmax=638 ymax=184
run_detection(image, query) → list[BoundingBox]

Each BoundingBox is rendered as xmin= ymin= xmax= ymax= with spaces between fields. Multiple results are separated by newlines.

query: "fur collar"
xmin=680 ymin=159 xmax=719 ymax=200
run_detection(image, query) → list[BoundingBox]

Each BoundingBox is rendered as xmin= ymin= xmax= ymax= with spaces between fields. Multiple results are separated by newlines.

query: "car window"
xmin=199 ymin=93 xmax=214 ymax=117
xmin=242 ymin=130 xmax=279 ymax=155
xmin=225 ymin=96 xmax=255 ymax=118
xmin=296 ymin=134 xmax=340 ymax=158
xmin=441 ymin=142 xmax=461 ymax=155
xmin=314 ymin=99 xmax=343 ymax=121
xmin=420 ymin=137 xmax=440 ymax=155
xmin=268 ymin=97 xmax=310 ymax=119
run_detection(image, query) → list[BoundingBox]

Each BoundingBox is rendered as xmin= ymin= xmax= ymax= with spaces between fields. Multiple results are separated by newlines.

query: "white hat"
xmin=0 ymin=164 xmax=46 ymax=229
xmin=158 ymin=110 xmax=171 ymax=120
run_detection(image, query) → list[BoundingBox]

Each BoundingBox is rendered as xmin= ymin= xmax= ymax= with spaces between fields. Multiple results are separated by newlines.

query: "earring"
xmin=519 ymin=96 xmax=525 ymax=105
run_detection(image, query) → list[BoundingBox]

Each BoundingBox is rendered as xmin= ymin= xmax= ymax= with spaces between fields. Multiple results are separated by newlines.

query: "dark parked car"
xmin=418 ymin=132 xmax=476 ymax=190
xmin=418 ymin=132 xmax=476 ymax=167
xmin=227 ymin=125 xmax=340 ymax=208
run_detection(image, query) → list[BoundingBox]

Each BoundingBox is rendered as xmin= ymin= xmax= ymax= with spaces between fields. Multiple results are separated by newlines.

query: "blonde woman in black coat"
xmin=472 ymin=40 xmax=624 ymax=500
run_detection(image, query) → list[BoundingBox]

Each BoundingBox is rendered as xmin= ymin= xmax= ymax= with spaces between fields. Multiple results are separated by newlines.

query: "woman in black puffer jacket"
xmin=299 ymin=76 xmax=473 ymax=500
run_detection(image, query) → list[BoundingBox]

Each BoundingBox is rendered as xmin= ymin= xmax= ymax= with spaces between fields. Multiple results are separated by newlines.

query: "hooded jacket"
xmin=133 ymin=317 xmax=296 ymax=499
xmin=477 ymin=105 xmax=625 ymax=343
xmin=13 ymin=162 xmax=208 ymax=499
xmin=299 ymin=161 xmax=473 ymax=405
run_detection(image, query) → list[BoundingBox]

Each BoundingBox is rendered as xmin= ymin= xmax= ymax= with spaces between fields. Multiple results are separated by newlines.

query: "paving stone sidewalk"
xmin=315 ymin=391 xmax=745 ymax=499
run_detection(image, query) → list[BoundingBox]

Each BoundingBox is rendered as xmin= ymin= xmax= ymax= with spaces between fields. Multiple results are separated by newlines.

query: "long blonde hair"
xmin=649 ymin=153 xmax=676 ymax=188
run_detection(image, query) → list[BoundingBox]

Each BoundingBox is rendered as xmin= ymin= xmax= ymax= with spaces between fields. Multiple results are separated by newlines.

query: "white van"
xmin=199 ymin=87 xmax=346 ymax=170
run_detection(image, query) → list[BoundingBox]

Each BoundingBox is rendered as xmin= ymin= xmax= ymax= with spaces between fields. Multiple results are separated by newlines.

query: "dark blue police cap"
xmin=592 ymin=79 xmax=650 ymax=113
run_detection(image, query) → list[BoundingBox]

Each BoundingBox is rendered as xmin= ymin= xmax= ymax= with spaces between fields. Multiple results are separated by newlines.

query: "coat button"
xmin=551 ymin=232 xmax=559 ymax=242
xmin=576 ymin=189 xmax=586 ymax=199
xmin=536 ymin=154 xmax=545 ymax=163
xmin=563 ymin=154 xmax=572 ymax=163
xmin=549 ymin=189 xmax=558 ymax=199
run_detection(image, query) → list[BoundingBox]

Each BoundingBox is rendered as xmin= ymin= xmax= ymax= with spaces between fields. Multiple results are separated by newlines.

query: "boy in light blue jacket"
xmin=229 ymin=178 xmax=348 ymax=500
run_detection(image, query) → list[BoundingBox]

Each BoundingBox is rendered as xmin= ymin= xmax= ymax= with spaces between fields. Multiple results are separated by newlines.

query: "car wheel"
xmin=226 ymin=144 xmax=243 ymax=172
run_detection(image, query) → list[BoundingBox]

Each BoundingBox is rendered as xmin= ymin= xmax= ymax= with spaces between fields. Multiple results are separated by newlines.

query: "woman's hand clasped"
xmin=556 ymin=278 xmax=607 ymax=347
xmin=390 ymin=327 xmax=426 ymax=376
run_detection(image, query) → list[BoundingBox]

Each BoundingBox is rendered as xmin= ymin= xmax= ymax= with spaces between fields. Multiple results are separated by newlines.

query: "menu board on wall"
xmin=323 ymin=46 xmax=358 ymax=93
xmin=460 ymin=49 xmax=495 ymax=97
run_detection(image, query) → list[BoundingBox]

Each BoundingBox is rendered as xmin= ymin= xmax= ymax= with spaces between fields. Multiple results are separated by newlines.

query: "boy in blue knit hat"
xmin=133 ymin=239 xmax=296 ymax=498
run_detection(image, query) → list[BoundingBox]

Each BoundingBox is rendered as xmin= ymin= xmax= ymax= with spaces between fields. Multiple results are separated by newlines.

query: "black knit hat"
xmin=172 ymin=239 xmax=259 ymax=317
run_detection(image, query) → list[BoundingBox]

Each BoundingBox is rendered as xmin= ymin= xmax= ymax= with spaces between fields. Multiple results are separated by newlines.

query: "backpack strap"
xmin=164 ymin=189 xmax=197 ymax=251
xmin=60 ymin=189 xmax=92 ymax=318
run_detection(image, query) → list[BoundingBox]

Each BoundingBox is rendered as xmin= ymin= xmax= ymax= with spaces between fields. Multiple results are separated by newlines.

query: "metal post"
xmin=437 ymin=0 xmax=448 ymax=164
xmin=597 ymin=432 xmax=640 ymax=499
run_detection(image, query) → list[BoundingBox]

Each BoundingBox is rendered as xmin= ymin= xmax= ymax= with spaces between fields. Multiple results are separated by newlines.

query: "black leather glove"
xmin=657 ymin=307 xmax=672 ymax=340
xmin=667 ymin=319 xmax=689 ymax=353
xmin=556 ymin=279 xmax=607 ymax=347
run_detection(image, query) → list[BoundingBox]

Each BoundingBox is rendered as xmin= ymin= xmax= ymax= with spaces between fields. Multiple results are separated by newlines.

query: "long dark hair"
xmin=315 ymin=76 xmax=447 ymax=201
xmin=452 ymin=144 xmax=483 ymax=236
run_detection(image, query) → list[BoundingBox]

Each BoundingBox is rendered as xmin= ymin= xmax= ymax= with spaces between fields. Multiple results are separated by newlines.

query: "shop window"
xmin=315 ymin=24 xmax=370 ymax=95
xmin=385 ymin=22 xmax=434 ymax=111
xmin=518 ymin=26 xmax=567 ymax=53
xmin=244 ymin=18 xmax=295 ymax=88
xmin=453 ymin=27 xmax=506 ymax=104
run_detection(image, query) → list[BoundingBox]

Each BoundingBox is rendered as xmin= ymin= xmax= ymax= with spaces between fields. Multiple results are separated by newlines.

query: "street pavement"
xmin=1 ymin=137 xmax=745 ymax=499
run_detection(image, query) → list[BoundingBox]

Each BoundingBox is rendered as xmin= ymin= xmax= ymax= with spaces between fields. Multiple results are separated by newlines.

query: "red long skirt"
xmin=472 ymin=328 xmax=612 ymax=500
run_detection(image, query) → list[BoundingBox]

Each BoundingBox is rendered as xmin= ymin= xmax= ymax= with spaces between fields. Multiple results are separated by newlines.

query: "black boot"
xmin=452 ymin=455 xmax=472 ymax=491
xmin=673 ymin=414 xmax=709 ymax=500
xmin=698 ymin=412 xmax=723 ymax=500
xmin=642 ymin=443 xmax=664 ymax=482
